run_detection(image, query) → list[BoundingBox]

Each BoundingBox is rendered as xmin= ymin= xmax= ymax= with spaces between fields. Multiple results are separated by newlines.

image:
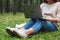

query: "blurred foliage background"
xmin=0 ymin=0 xmax=43 ymax=14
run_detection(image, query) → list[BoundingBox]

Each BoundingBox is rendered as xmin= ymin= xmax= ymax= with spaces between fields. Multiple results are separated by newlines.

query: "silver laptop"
xmin=23 ymin=4 xmax=43 ymax=19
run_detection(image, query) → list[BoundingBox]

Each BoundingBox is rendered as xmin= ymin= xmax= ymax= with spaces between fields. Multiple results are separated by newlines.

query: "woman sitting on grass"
xmin=6 ymin=0 xmax=60 ymax=38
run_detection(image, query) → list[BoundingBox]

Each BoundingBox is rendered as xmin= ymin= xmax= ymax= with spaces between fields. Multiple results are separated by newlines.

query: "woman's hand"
xmin=42 ymin=15 xmax=46 ymax=18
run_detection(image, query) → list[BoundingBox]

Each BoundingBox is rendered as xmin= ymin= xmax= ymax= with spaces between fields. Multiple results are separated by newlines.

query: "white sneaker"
xmin=13 ymin=28 xmax=28 ymax=38
xmin=15 ymin=23 xmax=26 ymax=28
xmin=6 ymin=27 xmax=16 ymax=37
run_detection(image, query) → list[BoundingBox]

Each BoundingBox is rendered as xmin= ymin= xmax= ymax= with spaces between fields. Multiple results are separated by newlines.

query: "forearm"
xmin=44 ymin=18 xmax=58 ymax=23
xmin=43 ymin=14 xmax=59 ymax=23
xmin=47 ymin=18 xmax=58 ymax=23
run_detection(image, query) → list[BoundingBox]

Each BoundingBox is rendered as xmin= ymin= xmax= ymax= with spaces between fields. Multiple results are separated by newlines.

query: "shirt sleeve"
xmin=56 ymin=4 xmax=60 ymax=22
xmin=40 ymin=3 xmax=44 ymax=9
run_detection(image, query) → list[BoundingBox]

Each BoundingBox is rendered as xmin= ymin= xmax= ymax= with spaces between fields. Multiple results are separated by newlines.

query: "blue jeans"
xmin=23 ymin=19 xmax=58 ymax=33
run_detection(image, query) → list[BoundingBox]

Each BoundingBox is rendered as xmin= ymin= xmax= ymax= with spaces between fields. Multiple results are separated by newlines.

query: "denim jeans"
xmin=23 ymin=19 xmax=58 ymax=33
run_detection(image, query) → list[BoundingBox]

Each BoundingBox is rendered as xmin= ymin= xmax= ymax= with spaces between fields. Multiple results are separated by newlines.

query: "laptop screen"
xmin=23 ymin=4 xmax=42 ymax=19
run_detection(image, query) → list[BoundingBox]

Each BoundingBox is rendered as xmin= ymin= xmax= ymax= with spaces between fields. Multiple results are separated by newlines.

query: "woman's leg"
xmin=41 ymin=21 xmax=58 ymax=31
xmin=23 ymin=19 xmax=36 ymax=29
xmin=26 ymin=20 xmax=42 ymax=35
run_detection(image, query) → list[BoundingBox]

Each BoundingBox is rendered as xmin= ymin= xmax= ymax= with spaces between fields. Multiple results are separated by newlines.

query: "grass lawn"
xmin=0 ymin=12 xmax=60 ymax=40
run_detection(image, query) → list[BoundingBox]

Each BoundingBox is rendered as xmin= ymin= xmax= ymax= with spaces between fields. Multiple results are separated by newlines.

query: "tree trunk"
xmin=30 ymin=0 xmax=32 ymax=4
xmin=5 ymin=0 xmax=10 ymax=13
xmin=13 ymin=0 xmax=17 ymax=15
xmin=24 ymin=0 xmax=28 ymax=5
xmin=39 ymin=0 xmax=43 ymax=4
xmin=17 ymin=0 xmax=22 ymax=12
xmin=0 ymin=0 xmax=3 ymax=13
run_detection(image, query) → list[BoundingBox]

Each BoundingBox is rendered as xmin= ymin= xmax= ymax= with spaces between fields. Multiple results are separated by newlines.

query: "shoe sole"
xmin=6 ymin=29 xmax=15 ymax=37
xmin=13 ymin=31 xmax=29 ymax=38
xmin=13 ymin=31 xmax=20 ymax=37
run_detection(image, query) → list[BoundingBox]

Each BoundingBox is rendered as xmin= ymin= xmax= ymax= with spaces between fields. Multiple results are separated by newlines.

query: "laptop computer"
xmin=23 ymin=4 xmax=43 ymax=19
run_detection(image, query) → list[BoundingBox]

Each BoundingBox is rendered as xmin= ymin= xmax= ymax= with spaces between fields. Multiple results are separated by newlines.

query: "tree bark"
xmin=13 ymin=0 xmax=17 ymax=15
xmin=30 ymin=0 xmax=32 ymax=4
xmin=0 ymin=0 xmax=3 ymax=13
xmin=39 ymin=0 xmax=43 ymax=4
xmin=17 ymin=0 xmax=22 ymax=12
xmin=5 ymin=0 xmax=10 ymax=13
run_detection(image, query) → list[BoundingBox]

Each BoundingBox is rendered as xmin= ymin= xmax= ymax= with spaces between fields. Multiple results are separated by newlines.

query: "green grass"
xmin=0 ymin=12 xmax=60 ymax=40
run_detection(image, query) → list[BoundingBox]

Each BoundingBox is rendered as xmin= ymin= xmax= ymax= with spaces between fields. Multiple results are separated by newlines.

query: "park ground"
xmin=0 ymin=12 xmax=60 ymax=40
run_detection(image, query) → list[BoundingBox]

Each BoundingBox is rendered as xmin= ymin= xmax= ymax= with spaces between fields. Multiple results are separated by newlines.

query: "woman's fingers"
xmin=42 ymin=15 xmax=46 ymax=19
